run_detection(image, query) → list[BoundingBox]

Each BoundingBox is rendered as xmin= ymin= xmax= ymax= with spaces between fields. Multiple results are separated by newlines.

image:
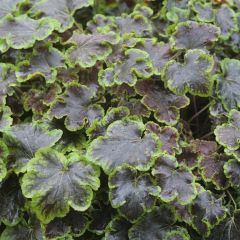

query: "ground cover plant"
xmin=0 ymin=0 xmax=239 ymax=239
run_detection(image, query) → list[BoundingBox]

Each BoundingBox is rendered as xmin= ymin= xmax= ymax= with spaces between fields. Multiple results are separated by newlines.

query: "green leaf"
xmin=32 ymin=0 xmax=93 ymax=32
xmin=152 ymin=155 xmax=197 ymax=205
xmin=22 ymin=148 xmax=100 ymax=223
xmin=0 ymin=63 xmax=17 ymax=105
xmin=146 ymin=122 xmax=180 ymax=155
xmin=215 ymin=5 xmax=238 ymax=40
xmin=163 ymin=228 xmax=190 ymax=240
xmin=136 ymin=40 xmax=174 ymax=75
xmin=216 ymin=59 xmax=240 ymax=111
xmin=0 ymin=105 xmax=13 ymax=132
xmin=128 ymin=205 xmax=176 ymax=240
xmin=163 ymin=49 xmax=214 ymax=96
xmin=171 ymin=21 xmax=220 ymax=50
xmin=66 ymin=31 xmax=119 ymax=68
xmin=45 ymin=210 xmax=89 ymax=238
xmin=99 ymin=49 xmax=153 ymax=87
xmin=135 ymin=79 xmax=189 ymax=125
xmin=49 ymin=84 xmax=104 ymax=131
xmin=0 ymin=15 xmax=55 ymax=50
xmin=0 ymin=0 xmax=21 ymax=19
xmin=0 ymin=175 xmax=24 ymax=226
xmin=4 ymin=123 xmax=62 ymax=173
xmin=16 ymin=45 xmax=65 ymax=83
xmin=191 ymin=190 xmax=227 ymax=236
xmin=109 ymin=165 xmax=161 ymax=222
xmin=214 ymin=109 xmax=240 ymax=150
xmin=87 ymin=118 xmax=161 ymax=174
xmin=224 ymin=159 xmax=240 ymax=187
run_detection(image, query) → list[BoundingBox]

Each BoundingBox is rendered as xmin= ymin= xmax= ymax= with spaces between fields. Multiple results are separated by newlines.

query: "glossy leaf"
xmin=22 ymin=148 xmax=100 ymax=223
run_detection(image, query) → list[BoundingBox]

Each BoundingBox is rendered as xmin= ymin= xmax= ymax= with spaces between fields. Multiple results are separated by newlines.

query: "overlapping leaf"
xmin=152 ymin=155 xmax=197 ymax=205
xmin=0 ymin=0 xmax=21 ymax=19
xmin=22 ymin=148 xmax=100 ymax=223
xmin=0 ymin=15 xmax=55 ymax=50
xmin=32 ymin=0 xmax=93 ymax=32
xmin=66 ymin=31 xmax=119 ymax=68
xmin=87 ymin=118 xmax=161 ymax=174
xmin=163 ymin=49 xmax=214 ymax=96
xmin=171 ymin=21 xmax=220 ymax=50
xmin=224 ymin=159 xmax=240 ymax=187
xmin=109 ymin=166 xmax=161 ymax=222
xmin=3 ymin=123 xmax=62 ymax=173
xmin=99 ymin=49 xmax=153 ymax=87
xmin=135 ymin=79 xmax=189 ymax=125
xmin=49 ymin=84 xmax=104 ymax=131
xmin=215 ymin=59 xmax=240 ymax=110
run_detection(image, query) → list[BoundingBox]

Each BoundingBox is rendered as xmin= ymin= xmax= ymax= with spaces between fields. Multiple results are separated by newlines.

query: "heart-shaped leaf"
xmin=163 ymin=49 xmax=214 ymax=96
xmin=128 ymin=205 xmax=176 ymax=240
xmin=216 ymin=59 xmax=240 ymax=110
xmin=99 ymin=49 xmax=153 ymax=87
xmin=87 ymin=118 xmax=161 ymax=174
xmin=152 ymin=155 xmax=197 ymax=205
xmin=191 ymin=190 xmax=227 ymax=236
xmin=135 ymin=79 xmax=189 ymax=125
xmin=49 ymin=84 xmax=104 ymax=131
xmin=109 ymin=166 xmax=161 ymax=222
xmin=215 ymin=110 xmax=240 ymax=150
xmin=3 ymin=123 xmax=62 ymax=173
xmin=0 ymin=15 xmax=55 ymax=49
xmin=16 ymin=45 xmax=65 ymax=83
xmin=171 ymin=21 xmax=220 ymax=50
xmin=22 ymin=148 xmax=100 ymax=223
xmin=66 ymin=31 xmax=119 ymax=68
xmin=32 ymin=0 xmax=93 ymax=32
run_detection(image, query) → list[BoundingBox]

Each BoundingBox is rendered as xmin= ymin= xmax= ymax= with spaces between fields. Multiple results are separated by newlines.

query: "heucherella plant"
xmin=0 ymin=0 xmax=239 ymax=239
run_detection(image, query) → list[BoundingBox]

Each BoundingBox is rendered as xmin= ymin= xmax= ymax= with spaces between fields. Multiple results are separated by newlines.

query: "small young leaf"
xmin=163 ymin=49 xmax=214 ymax=96
xmin=152 ymin=155 xmax=197 ymax=205
xmin=87 ymin=118 xmax=161 ymax=174
xmin=99 ymin=49 xmax=153 ymax=87
xmin=135 ymin=79 xmax=189 ymax=125
xmin=192 ymin=2 xmax=214 ymax=22
xmin=49 ymin=84 xmax=104 ymax=131
xmin=22 ymin=148 xmax=100 ymax=223
xmin=109 ymin=166 xmax=161 ymax=222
